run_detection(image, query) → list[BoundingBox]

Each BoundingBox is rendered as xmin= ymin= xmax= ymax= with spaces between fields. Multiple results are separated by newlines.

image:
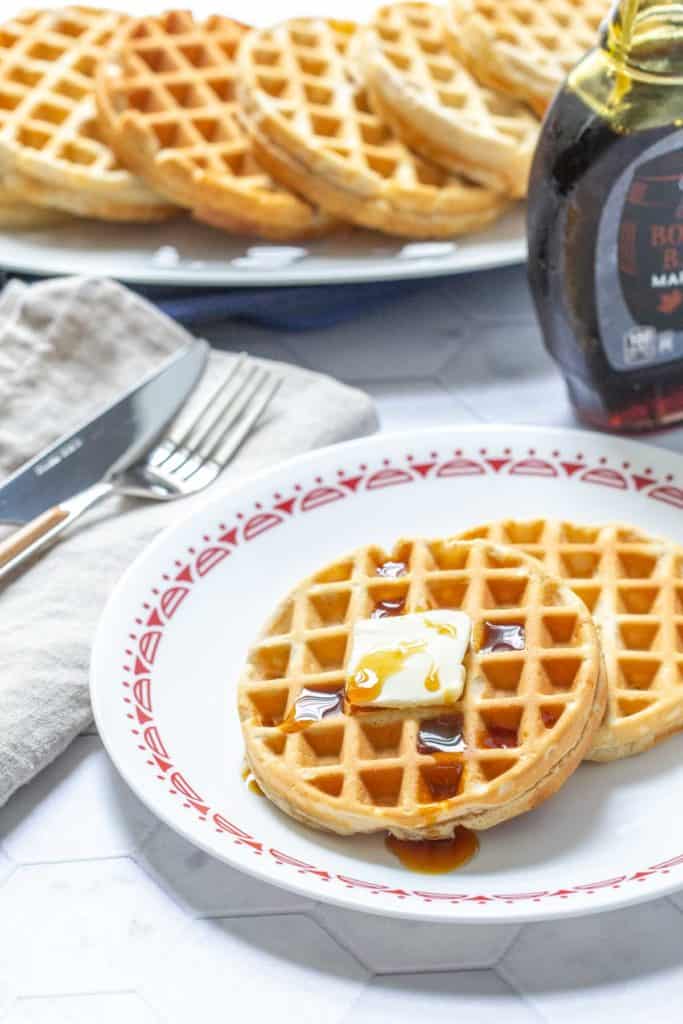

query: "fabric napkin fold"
xmin=0 ymin=276 xmax=378 ymax=808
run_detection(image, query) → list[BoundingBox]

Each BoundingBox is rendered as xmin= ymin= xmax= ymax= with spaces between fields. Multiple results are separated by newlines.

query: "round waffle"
xmin=455 ymin=520 xmax=683 ymax=762
xmin=0 ymin=181 xmax=69 ymax=227
xmin=447 ymin=0 xmax=606 ymax=116
xmin=237 ymin=18 xmax=509 ymax=239
xmin=95 ymin=11 xmax=332 ymax=240
xmin=238 ymin=538 xmax=606 ymax=839
xmin=354 ymin=2 xmax=538 ymax=198
xmin=0 ymin=7 xmax=173 ymax=222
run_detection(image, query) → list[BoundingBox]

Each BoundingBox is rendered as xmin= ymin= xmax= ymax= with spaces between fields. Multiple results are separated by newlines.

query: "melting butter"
xmin=345 ymin=610 xmax=472 ymax=709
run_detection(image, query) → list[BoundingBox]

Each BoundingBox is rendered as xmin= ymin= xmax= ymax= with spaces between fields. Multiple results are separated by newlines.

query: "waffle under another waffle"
xmin=455 ymin=520 xmax=683 ymax=761
xmin=95 ymin=10 xmax=333 ymax=240
xmin=355 ymin=2 xmax=538 ymax=198
xmin=0 ymin=7 xmax=173 ymax=221
xmin=238 ymin=538 xmax=606 ymax=839
xmin=447 ymin=0 xmax=606 ymax=116
xmin=237 ymin=18 xmax=509 ymax=239
xmin=0 ymin=180 xmax=69 ymax=226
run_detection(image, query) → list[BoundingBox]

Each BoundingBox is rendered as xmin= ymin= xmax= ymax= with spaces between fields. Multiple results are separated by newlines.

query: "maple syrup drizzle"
xmin=417 ymin=715 xmax=466 ymax=756
xmin=279 ymin=686 xmax=344 ymax=733
xmin=349 ymin=619 xmax=462 ymax=705
xmin=480 ymin=621 xmax=526 ymax=653
xmin=241 ymin=766 xmax=265 ymax=797
xmin=424 ymin=664 xmax=441 ymax=692
xmin=347 ymin=640 xmax=427 ymax=704
xmin=385 ymin=828 xmax=479 ymax=874
xmin=376 ymin=560 xmax=408 ymax=578
xmin=371 ymin=597 xmax=406 ymax=619
xmin=482 ymin=725 xmax=519 ymax=749
xmin=541 ymin=707 xmax=561 ymax=728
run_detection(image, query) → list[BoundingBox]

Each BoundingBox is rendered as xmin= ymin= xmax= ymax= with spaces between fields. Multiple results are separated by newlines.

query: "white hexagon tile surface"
xmin=4 ymin=263 xmax=683 ymax=1023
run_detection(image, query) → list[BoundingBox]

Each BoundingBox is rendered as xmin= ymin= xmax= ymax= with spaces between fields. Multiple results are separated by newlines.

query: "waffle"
xmin=237 ymin=18 xmax=509 ymax=239
xmin=0 ymin=7 xmax=173 ymax=221
xmin=95 ymin=11 xmax=333 ymax=240
xmin=238 ymin=538 xmax=606 ymax=839
xmin=447 ymin=0 xmax=606 ymax=116
xmin=354 ymin=3 xmax=538 ymax=198
xmin=455 ymin=520 xmax=683 ymax=762
xmin=0 ymin=181 xmax=69 ymax=227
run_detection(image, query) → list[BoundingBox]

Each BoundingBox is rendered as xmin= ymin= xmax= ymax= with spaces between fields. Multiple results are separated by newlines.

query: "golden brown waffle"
xmin=0 ymin=7 xmax=173 ymax=221
xmin=95 ymin=11 xmax=332 ymax=240
xmin=455 ymin=520 xmax=683 ymax=762
xmin=447 ymin=0 xmax=606 ymax=116
xmin=237 ymin=18 xmax=509 ymax=239
xmin=0 ymin=180 xmax=69 ymax=227
xmin=355 ymin=2 xmax=538 ymax=198
xmin=238 ymin=538 xmax=606 ymax=838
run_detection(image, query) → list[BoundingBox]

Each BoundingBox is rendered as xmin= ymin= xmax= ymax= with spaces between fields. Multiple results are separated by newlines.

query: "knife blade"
xmin=0 ymin=338 xmax=209 ymax=525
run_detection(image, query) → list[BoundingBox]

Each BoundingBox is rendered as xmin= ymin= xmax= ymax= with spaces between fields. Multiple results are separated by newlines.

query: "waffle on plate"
xmin=95 ymin=10 xmax=333 ymax=239
xmin=354 ymin=2 xmax=538 ymax=197
xmin=447 ymin=0 xmax=606 ymax=115
xmin=456 ymin=520 xmax=683 ymax=762
xmin=237 ymin=17 xmax=509 ymax=239
xmin=0 ymin=7 xmax=173 ymax=221
xmin=238 ymin=538 xmax=606 ymax=839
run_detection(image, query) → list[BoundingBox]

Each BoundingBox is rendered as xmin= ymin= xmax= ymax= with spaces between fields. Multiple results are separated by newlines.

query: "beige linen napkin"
xmin=0 ymin=276 xmax=378 ymax=807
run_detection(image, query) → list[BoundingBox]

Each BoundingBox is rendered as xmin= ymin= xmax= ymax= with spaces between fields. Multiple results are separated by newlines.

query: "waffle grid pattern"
xmin=447 ymin=0 xmax=606 ymax=113
xmin=0 ymin=7 xmax=166 ymax=215
xmin=96 ymin=11 xmax=328 ymax=237
xmin=239 ymin=538 xmax=601 ymax=835
xmin=237 ymin=18 xmax=508 ymax=238
xmin=456 ymin=521 xmax=683 ymax=760
xmin=360 ymin=2 xmax=538 ymax=195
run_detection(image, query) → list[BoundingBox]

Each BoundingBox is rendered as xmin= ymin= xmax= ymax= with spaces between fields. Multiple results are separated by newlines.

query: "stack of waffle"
xmin=0 ymin=1 xmax=607 ymax=238
xmin=238 ymin=521 xmax=683 ymax=839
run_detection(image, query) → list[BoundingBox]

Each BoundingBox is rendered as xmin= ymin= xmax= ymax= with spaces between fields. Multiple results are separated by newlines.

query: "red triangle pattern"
xmin=485 ymin=458 xmax=510 ymax=473
xmin=126 ymin=446 xmax=683 ymax=907
xmin=411 ymin=462 xmax=436 ymax=477
xmin=275 ymin=497 xmax=297 ymax=515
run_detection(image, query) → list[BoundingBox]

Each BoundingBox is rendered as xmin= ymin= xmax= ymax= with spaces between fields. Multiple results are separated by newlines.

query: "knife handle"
xmin=0 ymin=481 xmax=114 ymax=584
xmin=0 ymin=506 xmax=71 ymax=569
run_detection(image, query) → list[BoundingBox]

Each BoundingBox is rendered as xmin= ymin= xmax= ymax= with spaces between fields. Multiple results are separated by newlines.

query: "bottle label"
xmin=596 ymin=128 xmax=683 ymax=371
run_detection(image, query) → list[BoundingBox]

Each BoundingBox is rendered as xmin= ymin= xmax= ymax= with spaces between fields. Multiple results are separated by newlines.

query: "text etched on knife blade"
xmin=33 ymin=437 xmax=83 ymax=476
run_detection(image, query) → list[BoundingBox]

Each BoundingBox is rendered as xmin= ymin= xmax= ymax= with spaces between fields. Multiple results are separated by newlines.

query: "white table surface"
xmin=3 ymin=264 xmax=683 ymax=1024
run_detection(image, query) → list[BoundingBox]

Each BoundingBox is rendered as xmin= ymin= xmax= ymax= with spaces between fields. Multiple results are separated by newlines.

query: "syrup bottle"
xmin=528 ymin=0 xmax=683 ymax=430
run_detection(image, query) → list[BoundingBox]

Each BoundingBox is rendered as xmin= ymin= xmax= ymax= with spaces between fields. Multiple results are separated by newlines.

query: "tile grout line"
xmin=308 ymin=904 xmax=377 ymax=974
xmin=666 ymin=894 xmax=683 ymax=916
xmin=495 ymin=942 xmax=550 ymax=1024
xmin=130 ymin=848 xmax=202 ymax=922
xmin=490 ymin=923 xmax=525 ymax=967
xmin=1 ymin=852 xmax=139 ymax=870
xmin=369 ymin=962 xmax=516 ymax=978
xmin=335 ymin=970 xmax=377 ymax=1024
xmin=197 ymin=906 xmax=314 ymax=922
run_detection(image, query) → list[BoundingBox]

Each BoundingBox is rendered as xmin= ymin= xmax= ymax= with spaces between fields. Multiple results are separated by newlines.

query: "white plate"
xmin=91 ymin=425 xmax=683 ymax=923
xmin=0 ymin=0 xmax=525 ymax=287
xmin=0 ymin=206 xmax=526 ymax=288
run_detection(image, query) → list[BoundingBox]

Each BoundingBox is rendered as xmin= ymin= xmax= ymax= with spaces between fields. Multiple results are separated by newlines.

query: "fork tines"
xmin=151 ymin=352 xmax=282 ymax=481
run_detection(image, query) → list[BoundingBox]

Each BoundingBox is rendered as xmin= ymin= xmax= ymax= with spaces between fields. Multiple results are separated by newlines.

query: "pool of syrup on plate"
xmin=385 ymin=829 xmax=479 ymax=873
xmin=247 ymin=573 xmax=483 ymax=874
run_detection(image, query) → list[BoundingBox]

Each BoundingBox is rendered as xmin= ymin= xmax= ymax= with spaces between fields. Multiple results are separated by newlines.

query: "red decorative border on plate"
xmin=121 ymin=444 xmax=683 ymax=906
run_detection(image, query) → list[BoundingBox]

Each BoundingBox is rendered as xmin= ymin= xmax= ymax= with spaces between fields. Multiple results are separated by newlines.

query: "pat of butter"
xmin=346 ymin=610 xmax=472 ymax=709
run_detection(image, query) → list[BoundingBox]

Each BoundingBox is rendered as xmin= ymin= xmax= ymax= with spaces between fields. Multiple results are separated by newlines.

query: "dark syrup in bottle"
xmin=528 ymin=0 xmax=683 ymax=430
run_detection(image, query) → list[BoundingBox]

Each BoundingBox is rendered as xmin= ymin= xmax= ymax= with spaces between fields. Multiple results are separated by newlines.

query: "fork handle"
xmin=0 ymin=481 xmax=115 ymax=584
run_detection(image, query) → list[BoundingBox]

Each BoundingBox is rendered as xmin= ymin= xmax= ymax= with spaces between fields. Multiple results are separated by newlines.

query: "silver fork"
xmin=0 ymin=354 xmax=281 ymax=582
